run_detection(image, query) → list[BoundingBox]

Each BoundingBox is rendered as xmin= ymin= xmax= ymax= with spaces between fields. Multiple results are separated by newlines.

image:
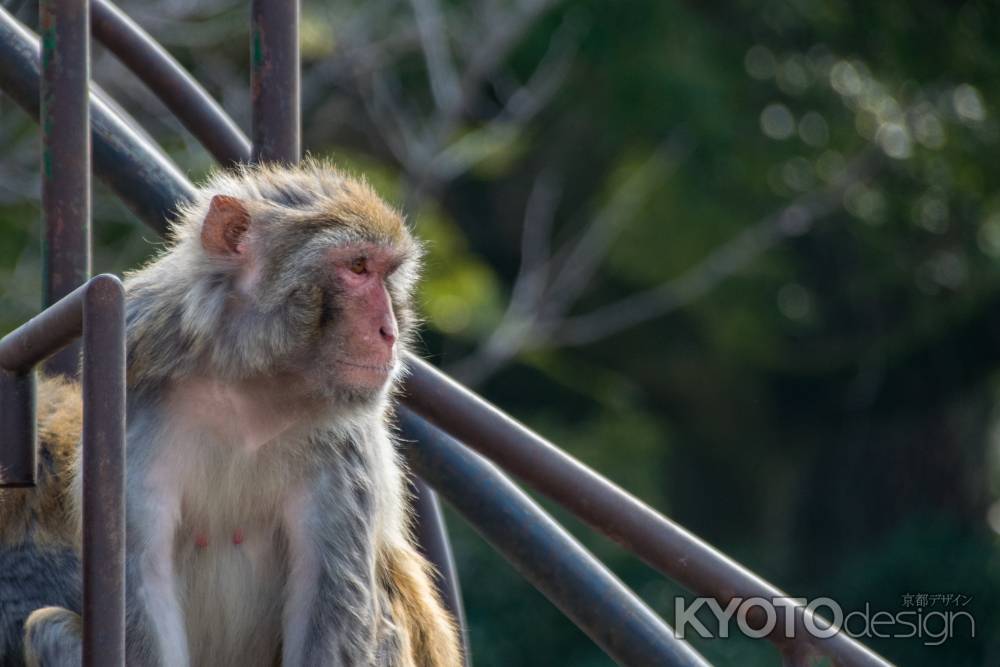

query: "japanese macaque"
xmin=0 ymin=160 xmax=460 ymax=666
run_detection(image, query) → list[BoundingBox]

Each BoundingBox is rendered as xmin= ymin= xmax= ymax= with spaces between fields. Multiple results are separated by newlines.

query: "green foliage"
xmin=418 ymin=208 xmax=505 ymax=337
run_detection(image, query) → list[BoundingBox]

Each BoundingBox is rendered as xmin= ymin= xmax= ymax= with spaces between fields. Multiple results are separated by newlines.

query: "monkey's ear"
xmin=201 ymin=195 xmax=250 ymax=256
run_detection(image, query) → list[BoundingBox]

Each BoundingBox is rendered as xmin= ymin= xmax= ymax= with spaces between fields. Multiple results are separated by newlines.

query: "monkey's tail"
xmin=381 ymin=544 xmax=462 ymax=667
xmin=23 ymin=607 xmax=81 ymax=667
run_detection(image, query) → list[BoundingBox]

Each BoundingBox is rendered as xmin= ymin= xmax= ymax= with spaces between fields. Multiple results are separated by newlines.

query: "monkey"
xmin=0 ymin=159 xmax=461 ymax=666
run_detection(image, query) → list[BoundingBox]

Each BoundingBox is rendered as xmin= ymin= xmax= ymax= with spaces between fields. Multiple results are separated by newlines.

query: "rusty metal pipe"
xmin=81 ymin=274 xmax=126 ymax=667
xmin=251 ymin=0 xmax=300 ymax=163
xmin=0 ymin=279 xmax=86 ymax=372
xmin=400 ymin=408 xmax=711 ymax=667
xmin=0 ymin=280 xmax=86 ymax=488
xmin=40 ymin=0 xmax=91 ymax=377
xmin=90 ymin=0 xmax=250 ymax=167
xmin=0 ymin=275 xmax=126 ymax=662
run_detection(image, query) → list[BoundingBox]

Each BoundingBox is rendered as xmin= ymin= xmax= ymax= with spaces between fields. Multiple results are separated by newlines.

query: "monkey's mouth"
xmin=335 ymin=358 xmax=395 ymax=372
xmin=333 ymin=357 xmax=397 ymax=385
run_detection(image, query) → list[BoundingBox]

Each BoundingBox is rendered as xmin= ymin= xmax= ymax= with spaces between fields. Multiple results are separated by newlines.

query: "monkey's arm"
xmin=281 ymin=475 xmax=381 ymax=667
xmin=123 ymin=471 xmax=190 ymax=666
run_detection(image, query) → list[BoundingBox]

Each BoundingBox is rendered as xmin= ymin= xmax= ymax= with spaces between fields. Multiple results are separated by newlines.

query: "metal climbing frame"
xmin=0 ymin=1 xmax=894 ymax=666
xmin=0 ymin=276 xmax=126 ymax=666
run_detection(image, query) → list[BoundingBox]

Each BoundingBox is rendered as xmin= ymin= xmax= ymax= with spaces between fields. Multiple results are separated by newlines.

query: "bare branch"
xmin=448 ymin=148 xmax=883 ymax=386
xmin=552 ymin=150 xmax=882 ymax=346
xmin=492 ymin=10 xmax=584 ymax=123
xmin=510 ymin=169 xmax=563 ymax=310
xmin=454 ymin=0 xmax=559 ymax=117
xmin=363 ymin=71 xmax=429 ymax=172
xmin=444 ymin=171 xmax=562 ymax=384
xmin=543 ymin=132 xmax=694 ymax=317
xmin=408 ymin=0 xmax=461 ymax=112
xmin=446 ymin=135 xmax=692 ymax=385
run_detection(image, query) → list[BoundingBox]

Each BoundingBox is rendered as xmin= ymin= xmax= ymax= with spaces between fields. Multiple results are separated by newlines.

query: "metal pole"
xmin=81 ymin=274 xmax=126 ymax=667
xmin=410 ymin=477 xmax=471 ymax=666
xmin=0 ymin=275 xmax=127 ymax=660
xmin=400 ymin=408 xmax=710 ymax=667
xmin=0 ymin=370 xmax=36 ymax=487
xmin=250 ymin=0 xmax=299 ymax=163
xmin=39 ymin=0 xmax=90 ymax=378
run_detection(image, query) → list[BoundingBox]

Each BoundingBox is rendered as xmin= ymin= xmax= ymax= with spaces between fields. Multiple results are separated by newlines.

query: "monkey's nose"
xmin=379 ymin=323 xmax=397 ymax=347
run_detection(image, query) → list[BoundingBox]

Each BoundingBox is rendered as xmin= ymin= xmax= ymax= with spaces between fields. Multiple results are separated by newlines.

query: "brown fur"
xmin=380 ymin=545 xmax=462 ymax=667
xmin=0 ymin=375 xmax=80 ymax=548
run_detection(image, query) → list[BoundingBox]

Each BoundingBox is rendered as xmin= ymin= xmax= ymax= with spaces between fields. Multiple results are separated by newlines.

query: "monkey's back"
xmin=0 ymin=376 xmax=83 ymax=664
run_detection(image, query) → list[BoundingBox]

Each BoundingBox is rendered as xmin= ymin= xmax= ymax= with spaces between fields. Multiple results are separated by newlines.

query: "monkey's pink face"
xmin=321 ymin=244 xmax=404 ymax=393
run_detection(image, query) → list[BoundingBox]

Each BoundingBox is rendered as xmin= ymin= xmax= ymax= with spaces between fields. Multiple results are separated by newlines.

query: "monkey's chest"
xmin=172 ymin=492 xmax=289 ymax=667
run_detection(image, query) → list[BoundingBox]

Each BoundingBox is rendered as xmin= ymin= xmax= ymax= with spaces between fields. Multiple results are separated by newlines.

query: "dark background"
xmin=1 ymin=0 xmax=998 ymax=664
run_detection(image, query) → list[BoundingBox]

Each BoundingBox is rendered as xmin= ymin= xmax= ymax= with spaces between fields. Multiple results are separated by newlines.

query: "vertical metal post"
xmin=40 ymin=0 xmax=91 ymax=377
xmin=81 ymin=275 xmax=126 ymax=667
xmin=250 ymin=0 xmax=300 ymax=163
xmin=0 ymin=370 xmax=36 ymax=486
xmin=411 ymin=478 xmax=471 ymax=665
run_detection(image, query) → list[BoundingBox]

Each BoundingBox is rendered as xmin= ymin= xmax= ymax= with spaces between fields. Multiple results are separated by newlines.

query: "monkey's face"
xmin=309 ymin=243 xmax=406 ymax=399
xmin=194 ymin=185 xmax=419 ymax=407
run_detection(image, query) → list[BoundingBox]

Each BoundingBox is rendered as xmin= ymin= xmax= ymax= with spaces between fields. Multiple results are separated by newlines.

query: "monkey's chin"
xmin=331 ymin=358 xmax=396 ymax=395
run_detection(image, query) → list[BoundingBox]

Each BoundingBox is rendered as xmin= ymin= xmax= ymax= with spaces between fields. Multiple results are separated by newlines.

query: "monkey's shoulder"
xmin=0 ymin=374 xmax=81 ymax=547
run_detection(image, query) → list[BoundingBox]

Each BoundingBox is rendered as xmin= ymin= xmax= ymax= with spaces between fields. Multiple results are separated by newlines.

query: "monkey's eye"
xmin=349 ymin=257 xmax=368 ymax=274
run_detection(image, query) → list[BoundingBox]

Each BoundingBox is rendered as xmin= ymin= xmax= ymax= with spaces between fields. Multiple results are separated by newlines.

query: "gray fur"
xmin=0 ymin=547 xmax=79 ymax=667
xmin=22 ymin=608 xmax=81 ymax=667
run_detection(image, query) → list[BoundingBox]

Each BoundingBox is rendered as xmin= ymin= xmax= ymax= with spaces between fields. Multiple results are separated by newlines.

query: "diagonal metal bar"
xmin=400 ymin=408 xmax=710 ymax=667
xmin=90 ymin=0 xmax=250 ymax=167
xmin=0 ymin=6 xmax=191 ymax=234
xmin=401 ymin=359 xmax=892 ymax=666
